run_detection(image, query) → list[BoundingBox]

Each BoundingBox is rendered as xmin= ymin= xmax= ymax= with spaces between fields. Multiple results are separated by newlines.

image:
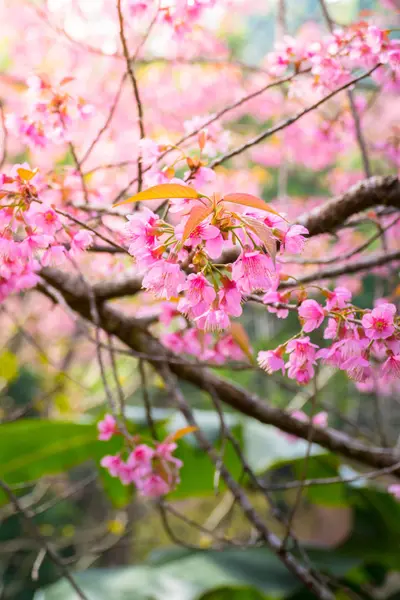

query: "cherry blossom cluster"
xmin=268 ymin=23 xmax=400 ymax=89
xmin=126 ymin=0 xmax=217 ymax=34
xmin=0 ymin=164 xmax=93 ymax=303
xmin=258 ymin=292 xmax=400 ymax=387
xmin=121 ymin=184 xmax=307 ymax=335
xmin=98 ymin=414 xmax=183 ymax=497
xmin=6 ymin=75 xmax=93 ymax=148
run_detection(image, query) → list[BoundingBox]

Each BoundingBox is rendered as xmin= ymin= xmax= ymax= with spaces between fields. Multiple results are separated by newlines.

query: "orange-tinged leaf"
xmin=60 ymin=76 xmax=75 ymax=86
xmin=181 ymin=205 xmax=213 ymax=243
xmin=230 ymin=322 xmax=254 ymax=363
xmin=114 ymin=183 xmax=201 ymax=207
xmin=167 ymin=426 xmax=198 ymax=443
xmin=223 ymin=193 xmax=284 ymax=219
xmin=17 ymin=168 xmax=38 ymax=181
xmin=240 ymin=216 xmax=277 ymax=263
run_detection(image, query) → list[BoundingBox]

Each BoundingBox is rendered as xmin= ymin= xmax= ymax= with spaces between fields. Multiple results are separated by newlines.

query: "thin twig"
xmin=117 ymin=0 xmax=145 ymax=192
xmin=209 ymin=65 xmax=381 ymax=168
xmin=0 ymin=479 xmax=89 ymax=600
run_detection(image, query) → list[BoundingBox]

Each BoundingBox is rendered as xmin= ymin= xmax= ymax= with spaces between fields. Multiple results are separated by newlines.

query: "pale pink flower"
xmin=232 ymin=250 xmax=275 ymax=294
xmin=218 ymin=278 xmax=242 ymax=317
xmin=282 ymin=225 xmax=308 ymax=254
xmin=287 ymin=360 xmax=315 ymax=384
xmin=258 ymin=349 xmax=285 ymax=374
xmin=33 ymin=208 xmax=60 ymax=235
xmin=286 ymin=337 xmax=318 ymax=363
xmin=117 ymin=462 xmax=136 ymax=485
xmin=215 ymin=334 xmax=246 ymax=362
xmin=161 ymin=332 xmax=185 ymax=354
xmin=196 ymin=305 xmax=230 ymax=331
xmin=100 ymin=454 xmax=122 ymax=477
xmin=325 ymin=287 xmax=352 ymax=310
xmin=324 ymin=318 xmax=339 ymax=340
xmin=179 ymin=273 xmax=216 ymax=306
xmin=362 ymin=303 xmax=396 ymax=339
xmin=190 ymin=166 xmax=216 ymax=188
xmin=156 ymin=441 xmax=183 ymax=468
xmin=263 ymin=290 xmax=289 ymax=319
xmin=139 ymin=473 xmax=171 ymax=497
xmin=312 ymin=411 xmax=328 ymax=428
xmin=124 ymin=208 xmax=161 ymax=256
xmin=381 ymin=354 xmax=400 ymax=379
xmin=142 ymin=260 xmax=186 ymax=299
xmin=128 ymin=444 xmax=154 ymax=466
xmin=181 ymin=220 xmax=224 ymax=260
xmin=41 ymin=244 xmax=67 ymax=267
xmin=97 ymin=414 xmax=118 ymax=441
xmin=298 ymin=299 xmax=326 ymax=332
xmin=388 ymin=484 xmax=400 ymax=501
xmin=70 ymin=230 xmax=93 ymax=256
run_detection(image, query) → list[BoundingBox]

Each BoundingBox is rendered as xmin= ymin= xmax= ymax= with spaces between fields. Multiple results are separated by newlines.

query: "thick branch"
xmin=297 ymin=175 xmax=400 ymax=237
xmin=39 ymin=268 xmax=400 ymax=477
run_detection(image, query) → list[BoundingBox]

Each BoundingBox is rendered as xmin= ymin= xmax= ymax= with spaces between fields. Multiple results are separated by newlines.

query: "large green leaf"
xmin=35 ymin=547 xmax=361 ymax=600
xmin=0 ymin=420 xmax=125 ymax=505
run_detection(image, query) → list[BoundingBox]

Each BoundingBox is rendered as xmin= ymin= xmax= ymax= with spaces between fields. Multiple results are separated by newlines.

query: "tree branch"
xmin=38 ymin=267 xmax=400 ymax=478
xmin=297 ymin=175 xmax=400 ymax=236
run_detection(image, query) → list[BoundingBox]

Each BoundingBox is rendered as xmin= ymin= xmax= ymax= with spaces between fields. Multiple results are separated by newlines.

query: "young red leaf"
xmin=181 ymin=204 xmax=213 ymax=244
xmin=230 ymin=322 xmax=254 ymax=363
xmin=223 ymin=193 xmax=285 ymax=219
xmin=114 ymin=183 xmax=202 ymax=207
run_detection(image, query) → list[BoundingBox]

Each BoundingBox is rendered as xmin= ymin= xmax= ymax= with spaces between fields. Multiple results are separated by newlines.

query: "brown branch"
xmin=160 ymin=365 xmax=334 ymax=600
xmin=37 ymin=267 xmax=400 ymax=477
xmin=296 ymin=175 xmax=400 ymax=237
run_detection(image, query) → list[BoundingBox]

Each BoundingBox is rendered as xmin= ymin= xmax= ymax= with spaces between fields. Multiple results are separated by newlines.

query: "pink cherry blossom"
xmin=142 ymin=260 xmax=186 ymax=299
xmin=388 ymin=484 xmax=400 ymax=501
xmin=258 ymin=349 xmax=285 ymax=374
xmin=362 ymin=303 xmax=397 ymax=339
xmin=100 ymin=454 xmax=122 ymax=477
xmin=218 ymin=278 xmax=242 ymax=317
xmin=263 ymin=290 xmax=289 ymax=319
xmin=179 ymin=273 xmax=216 ymax=307
xmin=232 ymin=250 xmax=275 ymax=294
xmin=381 ymin=354 xmax=400 ymax=379
xmin=196 ymin=304 xmax=230 ymax=331
xmin=298 ymin=299 xmax=326 ymax=332
xmin=325 ymin=287 xmax=352 ymax=310
xmin=70 ymin=230 xmax=93 ymax=257
xmin=41 ymin=244 xmax=67 ymax=267
xmin=286 ymin=337 xmax=318 ymax=363
xmin=139 ymin=473 xmax=171 ymax=497
xmin=282 ymin=225 xmax=308 ymax=254
xmin=97 ymin=414 xmax=118 ymax=441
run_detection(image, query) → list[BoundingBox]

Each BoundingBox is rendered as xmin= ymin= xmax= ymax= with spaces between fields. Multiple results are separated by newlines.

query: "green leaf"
xmin=36 ymin=547 xmax=361 ymax=600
